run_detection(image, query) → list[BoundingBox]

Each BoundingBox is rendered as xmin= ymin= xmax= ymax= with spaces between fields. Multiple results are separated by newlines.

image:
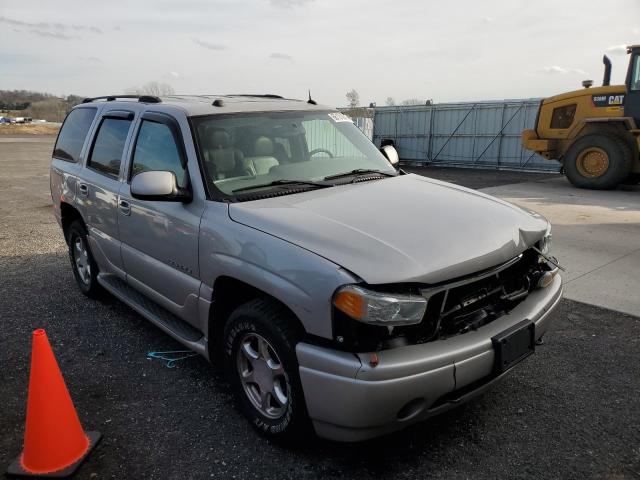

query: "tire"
xmin=563 ymin=133 xmax=633 ymax=190
xmin=66 ymin=220 xmax=103 ymax=298
xmin=223 ymin=298 xmax=309 ymax=440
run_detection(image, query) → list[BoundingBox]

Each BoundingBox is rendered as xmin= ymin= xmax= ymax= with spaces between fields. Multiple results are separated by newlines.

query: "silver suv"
xmin=51 ymin=94 xmax=562 ymax=442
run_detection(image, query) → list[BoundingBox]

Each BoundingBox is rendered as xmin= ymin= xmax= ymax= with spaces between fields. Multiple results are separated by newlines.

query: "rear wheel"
xmin=67 ymin=221 xmax=103 ymax=298
xmin=563 ymin=133 xmax=633 ymax=189
xmin=223 ymin=298 xmax=309 ymax=440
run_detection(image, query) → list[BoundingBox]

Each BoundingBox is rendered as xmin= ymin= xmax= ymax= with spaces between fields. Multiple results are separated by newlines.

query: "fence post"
xmin=496 ymin=102 xmax=507 ymax=169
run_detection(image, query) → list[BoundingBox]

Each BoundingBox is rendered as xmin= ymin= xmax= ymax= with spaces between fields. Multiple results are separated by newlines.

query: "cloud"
xmin=481 ymin=16 xmax=494 ymax=23
xmin=541 ymin=66 xmax=586 ymax=75
xmin=606 ymin=44 xmax=628 ymax=55
xmin=191 ymin=36 xmax=227 ymax=50
xmin=269 ymin=0 xmax=314 ymax=8
xmin=0 ymin=16 xmax=102 ymax=35
xmin=269 ymin=52 xmax=293 ymax=61
xmin=30 ymin=29 xmax=72 ymax=40
xmin=79 ymin=56 xmax=102 ymax=63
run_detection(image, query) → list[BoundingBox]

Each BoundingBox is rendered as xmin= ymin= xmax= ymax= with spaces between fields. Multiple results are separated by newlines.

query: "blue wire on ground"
xmin=147 ymin=350 xmax=198 ymax=368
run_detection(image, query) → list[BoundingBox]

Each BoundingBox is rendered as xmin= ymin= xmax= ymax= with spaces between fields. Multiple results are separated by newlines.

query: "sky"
xmin=2 ymin=0 xmax=639 ymax=106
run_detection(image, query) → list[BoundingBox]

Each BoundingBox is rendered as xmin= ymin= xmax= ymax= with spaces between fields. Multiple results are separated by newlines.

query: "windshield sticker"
xmin=328 ymin=112 xmax=353 ymax=123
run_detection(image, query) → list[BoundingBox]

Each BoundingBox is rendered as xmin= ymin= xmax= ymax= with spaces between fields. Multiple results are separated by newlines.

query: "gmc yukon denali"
xmin=50 ymin=94 xmax=562 ymax=441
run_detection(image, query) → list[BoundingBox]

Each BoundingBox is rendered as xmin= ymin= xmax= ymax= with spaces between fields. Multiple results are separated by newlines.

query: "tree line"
xmin=345 ymin=89 xmax=433 ymax=108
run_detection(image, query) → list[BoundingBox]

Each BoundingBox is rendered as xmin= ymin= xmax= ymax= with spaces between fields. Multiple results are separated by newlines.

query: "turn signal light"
xmin=334 ymin=290 xmax=366 ymax=320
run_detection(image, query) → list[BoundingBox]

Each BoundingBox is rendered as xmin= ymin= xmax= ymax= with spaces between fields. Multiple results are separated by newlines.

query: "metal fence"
xmin=353 ymin=117 xmax=374 ymax=140
xmin=372 ymin=99 xmax=561 ymax=172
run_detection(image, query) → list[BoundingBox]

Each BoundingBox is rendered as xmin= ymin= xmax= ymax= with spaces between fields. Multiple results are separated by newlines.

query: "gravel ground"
xmin=1 ymin=137 xmax=639 ymax=479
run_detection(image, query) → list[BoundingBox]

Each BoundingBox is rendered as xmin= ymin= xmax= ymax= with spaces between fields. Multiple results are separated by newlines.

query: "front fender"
xmin=199 ymin=202 xmax=358 ymax=339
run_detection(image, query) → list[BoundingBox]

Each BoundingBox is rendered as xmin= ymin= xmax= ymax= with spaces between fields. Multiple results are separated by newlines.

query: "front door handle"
xmin=78 ymin=183 xmax=88 ymax=197
xmin=118 ymin=199 xmax=131 ymax=216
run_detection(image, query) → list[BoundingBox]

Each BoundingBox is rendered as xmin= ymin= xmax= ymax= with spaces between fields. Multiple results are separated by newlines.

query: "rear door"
xmin=118 ymin=112 xmax=203 ymax=322
xmin=78 ymin=110 xmax=135 ymax=276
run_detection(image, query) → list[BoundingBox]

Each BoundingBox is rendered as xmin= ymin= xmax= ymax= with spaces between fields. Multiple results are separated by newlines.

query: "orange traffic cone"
xmin=6 ymin=329 xmax=101 ymax=478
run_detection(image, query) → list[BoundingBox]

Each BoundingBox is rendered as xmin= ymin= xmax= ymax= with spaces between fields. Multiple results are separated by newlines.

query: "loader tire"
xmin=563 ymin=133 xmax=633 ymax=190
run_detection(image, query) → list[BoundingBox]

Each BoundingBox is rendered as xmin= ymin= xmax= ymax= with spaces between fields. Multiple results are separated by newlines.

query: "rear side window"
xmin=87 ymin=118 xmax=133 ymax=177
xmin=131 ymin=120 xmax=186 ymax=186
xmin=53 ymin=108 xmax=97 ymax=162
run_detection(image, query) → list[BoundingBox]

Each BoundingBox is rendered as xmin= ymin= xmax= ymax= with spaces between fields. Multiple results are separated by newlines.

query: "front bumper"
xmin=521 ymin=129 xmax=556 ymax=159
xmin=296 ymin=274 xmax=562 ymax=442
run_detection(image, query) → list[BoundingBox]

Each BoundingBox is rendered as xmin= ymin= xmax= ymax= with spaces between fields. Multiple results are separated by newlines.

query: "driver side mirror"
xmin=131 ymin=171 xmax=192 ymax=202
xmin=380 ymin=145 xmax=400 ymax=168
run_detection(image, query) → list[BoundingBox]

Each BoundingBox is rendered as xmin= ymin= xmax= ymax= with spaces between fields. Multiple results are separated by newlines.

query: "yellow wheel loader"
xmin=523 ymin=45 xmax=640 ymax=189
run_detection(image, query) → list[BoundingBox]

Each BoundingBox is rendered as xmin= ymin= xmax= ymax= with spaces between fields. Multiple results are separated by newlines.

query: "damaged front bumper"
xmin=296 ymin=274 xmax=562 ymax=442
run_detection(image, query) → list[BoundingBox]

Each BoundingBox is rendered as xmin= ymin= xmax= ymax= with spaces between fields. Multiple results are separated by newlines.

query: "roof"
xmin=81 ymin=94 xmax=333 ymax=116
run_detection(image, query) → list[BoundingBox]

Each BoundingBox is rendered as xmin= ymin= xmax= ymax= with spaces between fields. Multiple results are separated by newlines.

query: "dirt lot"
xmin=0 ymin=123 xmax=60 ymax=135
xmin=1 ymin=136 xmax=639 ymax=479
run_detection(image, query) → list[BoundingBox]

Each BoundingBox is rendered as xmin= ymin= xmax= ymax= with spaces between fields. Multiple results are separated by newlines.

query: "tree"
xmin=385 ymin=96 xmax=395 ymax=106
xmin=345 ymin=89 xmax=359 ymax=108
xmin=126 ymin=81 xmax=175 ymax=96
xmin=400 ymin=98 xmax=424 ymax=106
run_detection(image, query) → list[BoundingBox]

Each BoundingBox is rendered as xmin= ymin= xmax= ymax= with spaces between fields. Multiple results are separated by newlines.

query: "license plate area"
xmin=492 ymin=320 xmax=535 ymax=374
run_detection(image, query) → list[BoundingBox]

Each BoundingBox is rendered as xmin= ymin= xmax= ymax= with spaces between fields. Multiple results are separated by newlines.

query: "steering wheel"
xmin=309 ymin=148 xmax=334 ymax=158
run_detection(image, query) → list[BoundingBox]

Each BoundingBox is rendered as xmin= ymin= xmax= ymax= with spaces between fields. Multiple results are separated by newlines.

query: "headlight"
xmin=540 ymin=224 xmax=552 ymax=255
xmin=333 ymin=285 xmax=427 ymax=326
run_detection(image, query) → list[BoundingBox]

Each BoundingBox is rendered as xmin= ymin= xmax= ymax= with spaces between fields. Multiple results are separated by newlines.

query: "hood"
xmin=228 ymin=174 xmax=548 ymax=285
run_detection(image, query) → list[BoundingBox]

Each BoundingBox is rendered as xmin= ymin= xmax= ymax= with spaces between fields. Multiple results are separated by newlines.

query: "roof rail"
xmin=81 ymin=95 xmax=162 ymax=104
xmin=232 ymin=94 xmax=284 ymax=99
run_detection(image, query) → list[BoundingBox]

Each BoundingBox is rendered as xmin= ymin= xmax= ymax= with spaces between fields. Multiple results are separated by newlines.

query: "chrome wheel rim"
xmin=74 ymin=237 xmax=91 ymax=285
xmin=236 ymin=332 xmax=289 ymax=419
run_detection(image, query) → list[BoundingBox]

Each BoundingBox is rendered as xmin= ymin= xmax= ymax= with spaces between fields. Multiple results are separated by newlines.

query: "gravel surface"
xmin=1 ymin=137 xmax=639 ymax=479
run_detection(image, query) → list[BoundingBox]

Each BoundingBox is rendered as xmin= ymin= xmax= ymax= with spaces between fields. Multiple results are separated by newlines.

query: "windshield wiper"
xmin=323 ymin=169 xmax=397 ymax=181
xmin=232 ymin=179 xmax=333 ymax=194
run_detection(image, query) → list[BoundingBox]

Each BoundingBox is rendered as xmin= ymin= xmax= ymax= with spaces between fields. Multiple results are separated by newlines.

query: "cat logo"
xmin=592 ymin=94 xmax=625 ymax=107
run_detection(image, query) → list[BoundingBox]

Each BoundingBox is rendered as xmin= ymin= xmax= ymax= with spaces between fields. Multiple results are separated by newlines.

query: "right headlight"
xmin=539 ymin=224 xmax=552 ymax=255
xmin=333 ymin=285 xmax=427 ymax=327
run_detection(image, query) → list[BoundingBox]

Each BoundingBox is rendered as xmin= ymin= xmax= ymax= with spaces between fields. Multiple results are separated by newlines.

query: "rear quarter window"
xmin=53 ymin=108 xmax=97 ymax=162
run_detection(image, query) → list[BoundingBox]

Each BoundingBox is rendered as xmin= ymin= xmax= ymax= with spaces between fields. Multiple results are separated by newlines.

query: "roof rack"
xmin=81 ymin=95 xmax=162 ymax=104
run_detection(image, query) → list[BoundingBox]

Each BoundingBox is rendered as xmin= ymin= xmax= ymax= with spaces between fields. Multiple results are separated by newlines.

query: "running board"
xmin=98 ymin=274 xmax=205 ymax=348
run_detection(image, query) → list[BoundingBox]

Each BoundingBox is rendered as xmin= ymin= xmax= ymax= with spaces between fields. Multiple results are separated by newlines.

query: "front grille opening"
xmin=401 ymin=248 xmax=550 ymax=344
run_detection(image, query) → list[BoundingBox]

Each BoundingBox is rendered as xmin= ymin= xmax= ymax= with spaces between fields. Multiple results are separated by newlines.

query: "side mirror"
xmin=130 ymin=171 xmax=191 ymax=202
xmin=380 ymin=145 xmax=400 ymax=168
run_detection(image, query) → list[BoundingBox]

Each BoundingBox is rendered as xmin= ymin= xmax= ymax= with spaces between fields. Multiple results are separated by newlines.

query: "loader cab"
xmin=625 ymin=45 xmax=640 ymax=124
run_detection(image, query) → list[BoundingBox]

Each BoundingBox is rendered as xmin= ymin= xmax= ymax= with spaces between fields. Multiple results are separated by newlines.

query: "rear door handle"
xmin=78 ymin=183 xmax=88 ymax=197
xmin=118 ymin=200 xmax=131 ymax=216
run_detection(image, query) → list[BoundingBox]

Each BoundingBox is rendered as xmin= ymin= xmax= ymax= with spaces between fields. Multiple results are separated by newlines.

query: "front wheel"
xmin=563 ymin=133 xmax=633 ymax=189
xmin=223 ymin=299 xmax=309 ymax=440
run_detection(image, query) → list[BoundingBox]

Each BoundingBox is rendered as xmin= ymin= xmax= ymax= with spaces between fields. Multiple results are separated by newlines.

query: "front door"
xmin=118 ymin=113 xmax=203 ymax=322
xmin=79 ymin=111 xmax=134 ymax=276
xmin=625 ymin=50 xmax=640 ymax=125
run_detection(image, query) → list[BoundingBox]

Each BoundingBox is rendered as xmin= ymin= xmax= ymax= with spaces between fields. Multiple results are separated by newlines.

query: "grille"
xmin=404 ymin=249 xmax=545 ymax=343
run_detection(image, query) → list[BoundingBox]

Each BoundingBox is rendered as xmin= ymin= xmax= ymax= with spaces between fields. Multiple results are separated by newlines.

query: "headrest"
xmin=254 ymin=136 xmax=274 ymax=156
xmin=211 ymin=129 xmax=231 ymax=149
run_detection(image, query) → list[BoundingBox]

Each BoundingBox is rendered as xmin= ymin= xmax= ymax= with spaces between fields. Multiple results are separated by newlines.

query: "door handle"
xmin=118 ymin=200 xmax=131 ymax=216
xmin=78 ymin=183 xmax=88 ymax=197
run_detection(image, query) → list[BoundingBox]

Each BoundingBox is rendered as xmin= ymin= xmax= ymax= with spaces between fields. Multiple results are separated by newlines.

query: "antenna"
xmin=307 ymin=90 xmax=317 ymax=105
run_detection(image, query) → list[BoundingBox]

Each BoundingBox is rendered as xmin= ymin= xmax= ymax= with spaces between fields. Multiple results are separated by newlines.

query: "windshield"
xmin=192 ymin=111 xmax=395 ymax=196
